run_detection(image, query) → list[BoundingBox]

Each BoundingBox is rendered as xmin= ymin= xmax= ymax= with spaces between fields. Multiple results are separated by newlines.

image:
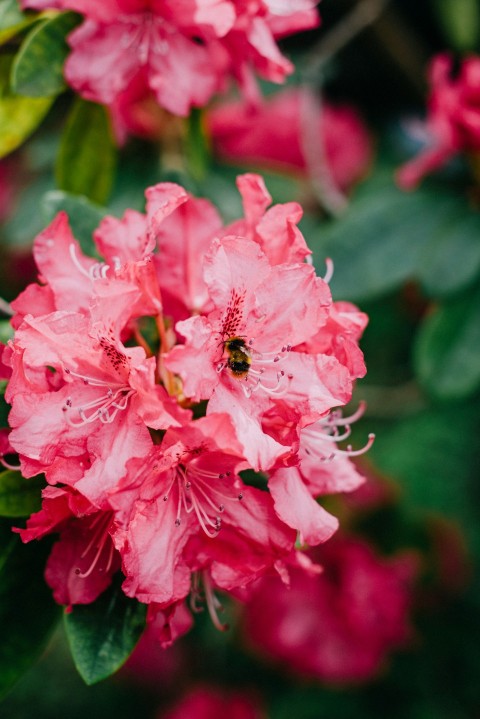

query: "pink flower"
xmin=109 ymin=69 xmax=169 ymax=143
xmin=5 ymin=185 xmax=197 ymax=502
xmin=266 ymin=404 xmax=373 ymax=546
xmin=397 ymin=53 xmax=480 ymax=189
xmin=160 ymin=685 xmax=264 ymax=719
xmin=5 ymin=171 xmax=371 ymax=634
xmin=152 ymin=193 xmax=223 ymax=323
xmin=112 ymin=414 xmax=295 ymax=606
xmin=22 ymin=0 xmax=234 ymax=116
xmin=222 ymin=173 xmax=311 ymax=265
xmin=5 ymin=296 xmax=184 ymax=503
xmin=218 ymin=1 xmax=319 ymax=103
xmin=21 ymin=1 xmax=319 ymax=116
xmin=208 ymin=89 xmax=373 ymax=190
xmin=243 ymin=535 xmax=418 ymax=683
xmin=16 ymin=485 xmax=120 ymax=606
xmin=166 ymin=235 xmax=353 ymax=469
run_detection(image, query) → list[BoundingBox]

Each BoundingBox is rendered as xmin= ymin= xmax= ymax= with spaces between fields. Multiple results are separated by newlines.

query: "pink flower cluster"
xmin=21 ymin=0 xmax=319 ymax=116
xmin=398 ymin=53 xmax=480 ymax=189
xmin=5 ymin=173 xmax=371 ymax=637
xmin=243 ymin=535 xmax=417 ymax=683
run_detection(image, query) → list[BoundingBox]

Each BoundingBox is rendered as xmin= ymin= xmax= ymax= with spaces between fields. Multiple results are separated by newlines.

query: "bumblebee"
xmin=224 ymin=336 xmax=251 ymax=379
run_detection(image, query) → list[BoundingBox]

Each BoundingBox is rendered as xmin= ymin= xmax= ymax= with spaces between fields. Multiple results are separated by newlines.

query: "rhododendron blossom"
xmin=16 ymin=485 xmax=120 ymax=606
xmin=160 ymin=685 xmax=264 ymax=719
xmin=398 ymin=53 xmax=480 ymax=189
xmin=243 ymin=535 xmax=417 ymax=683
xmin=21 ymin=0 xmax=320 ymax=116
xmin=7 ymin=173 xmax=371 ymax=646
xmin=208 ymin=89 xmax=373 ymax=190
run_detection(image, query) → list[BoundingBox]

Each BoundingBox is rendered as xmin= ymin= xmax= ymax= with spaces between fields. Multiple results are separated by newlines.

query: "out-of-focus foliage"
xmin=0 ymin=470 xmax=43 ymax=517
xmin=0 ymin=0 xmax=479 ymax=717
xmin=0 ymin=521 xmax=60 ymax=699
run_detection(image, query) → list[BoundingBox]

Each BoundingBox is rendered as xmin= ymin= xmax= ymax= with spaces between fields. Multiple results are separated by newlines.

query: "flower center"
xmin=62 ymin=369 xmax=134 ymax=426
xmin=162 ymin=462 xmax=243 ymax=538
xmin=217 ymin=335 xmax=294 ymax=398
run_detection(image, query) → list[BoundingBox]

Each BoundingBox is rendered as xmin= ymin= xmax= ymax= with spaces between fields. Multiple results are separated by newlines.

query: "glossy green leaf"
xmin=0 ymin=520 xmax=60 ymax=698
xmin=55 ymin=98 xmax=116 ymax=205
xmin=11 ymin=12 xmax=81 ymax=97
xmin=310 ymin=173 xmax=465 ymax=302
xmin=64 ymin=576 xmax=146 ymax=685
xmin=0 ymin=55 xmax=54 ymax=159
xmin=414 ymin=286 xmax=480 ymax=400
xmin=42 ymin=189 xmax=106 ymax=257
xmin=0 ymin=471 xmax=44 ymax=518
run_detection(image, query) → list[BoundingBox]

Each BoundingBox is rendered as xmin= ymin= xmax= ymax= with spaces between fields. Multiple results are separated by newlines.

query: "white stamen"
xmin=323 ymin=257 xmax=334 ymax=284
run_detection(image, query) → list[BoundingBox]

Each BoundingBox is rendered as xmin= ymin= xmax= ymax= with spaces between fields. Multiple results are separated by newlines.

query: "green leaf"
xmin=64 ymin=576 xmax=146 ymax=685
xmin=0 ymin=0 xmax=25 ymax=28
xmin=433 ymin=0 xmax=480 ymax=51
xmin=11 ymin=11 xmax=81 ymax=97
xmin=0 ymin=0 xmax=36 ymax=45
xmin=0 ymin=319 xmax=13 ymax=344
xmin=417 ymin=210 xmax=480 ymax=298
xmin=310 ymin=172 xmax=465 ymax=303
xmin=41 ymin=189 xmax=106 ymax=257
xmin=414 ymin=285 xmax=480 ymax=400
xmin=185 ymin=108 xmax=209 ymax=182
xmin=55 ymin=98 xmax=116 ymax=205
xmin=0 ymin=55 xmax=54 ymax=159
xmin=0 ymin=471 xmax=44 ymax=518
xmin=370 ymin=400 xmax=480 ymax=554
xmin=0 ymin=520 xmax=61 ymax=698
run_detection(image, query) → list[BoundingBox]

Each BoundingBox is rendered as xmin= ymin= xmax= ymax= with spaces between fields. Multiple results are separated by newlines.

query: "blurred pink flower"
xmin=207 ymin=88 xmax=373 ymax=190
xmin=398 ymin=53 xmax=480 ymax=189
xmin=21 ymin=1 xmax=319 ymax=116
xmin=243 ymin=535 xmax=418 ymax=684
xmin=160 ymin=685 xmax=264 ymax=719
